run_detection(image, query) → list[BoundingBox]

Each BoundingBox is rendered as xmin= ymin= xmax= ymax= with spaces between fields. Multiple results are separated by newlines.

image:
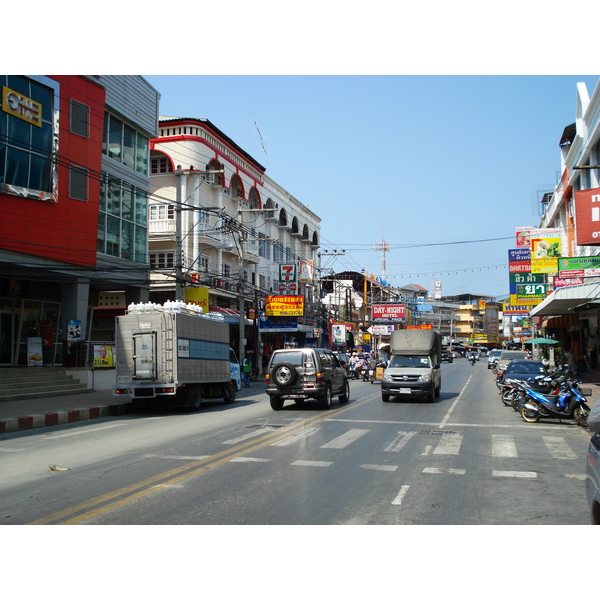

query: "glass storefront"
xmin=0 ymin=297 xmax=61 ymax=366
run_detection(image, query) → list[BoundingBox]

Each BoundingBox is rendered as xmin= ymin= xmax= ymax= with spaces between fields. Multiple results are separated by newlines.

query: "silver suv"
xmin=266 ymin=348 xmax=350 ymax=410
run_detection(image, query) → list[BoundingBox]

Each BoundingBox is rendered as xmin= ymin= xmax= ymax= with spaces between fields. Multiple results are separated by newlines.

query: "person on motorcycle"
xmin=468 ymin=351 xmax=476 ymax=365
xmin=349 ymin=353 xmax=359 ymax=378
xmin=356 ymin=355 xmax=369 ymax=379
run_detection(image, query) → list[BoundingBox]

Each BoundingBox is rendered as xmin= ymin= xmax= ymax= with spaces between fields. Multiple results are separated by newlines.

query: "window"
xmin=103 ymin=112 xmax=149 ymax=176
xmin=97 ymin=171 xmax=148 ymax=262
xmin=199 ymin=255 xmax=209 ymax=273
xmin=222 ymin=263 xmax=231 ymax=279
xmin=150 ymin=252 xmax=174 ymax=269
xmin=69 ymin=165 xmax=88 ymax=201
xmin=0 ymin=75 xmax=59 ymax=201
xmin=149 ymin=204 xmax=174 ymax=220
xmin=151 ymin=156 xmax=173 ymax=174
xmin=70 ymin=99 xmax=89 ymax=137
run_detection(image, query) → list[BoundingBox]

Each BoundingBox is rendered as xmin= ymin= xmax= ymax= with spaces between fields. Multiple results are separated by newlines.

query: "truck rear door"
xmin=132 ymin=331 xmax=156 ymax=380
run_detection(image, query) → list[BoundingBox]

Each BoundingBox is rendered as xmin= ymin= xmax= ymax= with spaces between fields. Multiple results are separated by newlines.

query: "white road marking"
xmin=222 ymin=429 xmax=273 ymax=445
xmin=230 ymin=456 xmax=271 ymax=463
xmin=421 ymin=445 xmax=433 ymax=456
xmin=270 ymin=427 xmax=319 ymax=446
xmin=46 ymin=423 xmax=125 ymax=439
xmin=433 ymin=433 xmax=463 ymax=455
xmin=423 ymin=467 xmax=466 ymax=475
xmin=291 ymin=460 xmax=332 ymax=467
xmin=542 ymin=436 xmax=577 ymax=460
xmin=384 ymin=431 xmax=417 ymax=452
xmin=565 ymin=473 xmax=587 ymax=480
xmin=391 ymin=485 xmax=410 ymax=505
xmin=438 ymin=375 xmax=472 ymax=428
xmin=320 ymin=428 xmax=369 ymax=449
xmin=0 ymin=448 xmax=25 ymax=453
xmin=492 ymin=434 xmax=519 ymax=458
xmin=492 ymin=470 xmax=537 ymax=478
xmin=360 ymin=464 xmax=398 ymax=472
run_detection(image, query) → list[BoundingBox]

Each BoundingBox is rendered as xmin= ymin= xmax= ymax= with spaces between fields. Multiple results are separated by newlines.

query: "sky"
xmin=143 ymin=74 xmax=600 ymax=298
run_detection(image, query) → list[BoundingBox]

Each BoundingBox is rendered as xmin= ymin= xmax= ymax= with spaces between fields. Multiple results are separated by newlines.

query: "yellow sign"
xmin=509 ymin=294 xmax=542 ymax=306
xmin=265 ymin=295 xmax=304 ymax=316
xmin=184 ymin=287 xmax=209 ymax=312
xmin=93 ymin=345 xmax=115 ymax=368
xmin=2 ymin=86 xmax=42 ymax=127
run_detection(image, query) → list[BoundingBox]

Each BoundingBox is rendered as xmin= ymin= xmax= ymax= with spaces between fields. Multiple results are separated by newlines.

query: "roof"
xmin=158 ymin=116 xmax=266 ymax=173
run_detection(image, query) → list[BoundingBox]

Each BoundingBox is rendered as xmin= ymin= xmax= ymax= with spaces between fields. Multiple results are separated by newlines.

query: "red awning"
xmin=210 ymin=305 xmax=240 ymax=316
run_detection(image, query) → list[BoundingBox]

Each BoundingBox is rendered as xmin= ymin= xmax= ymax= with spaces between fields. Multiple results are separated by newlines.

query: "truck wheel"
xmin=382 ymin=393 xmax=390 ymax=402
xmin=318 ymin=385 xmax=332 ymax=410
xmin=270 ymin=396 xmax=284 ymax=411
xmin=223 ymin=381 xmax=236 ymax=404
xmin=339 ymin=379 xmax=350 ymax=403
xmin=187 ymin=386 xmax=202 ymax=412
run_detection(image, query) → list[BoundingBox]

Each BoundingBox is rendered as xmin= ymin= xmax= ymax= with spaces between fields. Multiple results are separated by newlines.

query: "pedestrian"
xmin=242 ymin=354 xmax=252 ymax=387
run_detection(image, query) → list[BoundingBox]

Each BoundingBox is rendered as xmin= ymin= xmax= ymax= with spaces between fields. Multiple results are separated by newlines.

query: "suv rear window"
xmin=271 ymin=351 xmax=305 ymax=366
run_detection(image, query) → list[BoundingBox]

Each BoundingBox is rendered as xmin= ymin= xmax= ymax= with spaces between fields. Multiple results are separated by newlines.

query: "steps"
xmin=0 ymin=368 xmax=91 ymax=402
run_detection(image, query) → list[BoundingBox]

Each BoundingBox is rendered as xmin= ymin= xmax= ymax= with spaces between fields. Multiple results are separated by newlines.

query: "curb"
xmin=0 ymin=402 xmax=133 ymax=434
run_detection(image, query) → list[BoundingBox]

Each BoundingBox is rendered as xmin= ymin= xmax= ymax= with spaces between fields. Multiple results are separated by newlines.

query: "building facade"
xmin=148 ymin=117 xmax=321 ymax=367
xmin=530 ymin=79 xmax=600 ymax=368
xmin=0 ymin=75 xmax=159 ymax=367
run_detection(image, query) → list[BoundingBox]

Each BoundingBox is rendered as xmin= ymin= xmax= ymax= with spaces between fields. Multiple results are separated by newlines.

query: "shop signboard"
xmin=516 ymin=226 xmax=534 ymax=248
xmin=509 ymin=272 xmax=544 ymax=295
xmin=553 ymin=276 xmax=585 ymax=288
xmin=516 ymin=283 xmax=547 ymax=300
xmin=574 ymin=187 xmax=600 ymax=246
xmin=265 ymin=295 xmax=304 ymax=316
xmin=331 ymin=323 xmax=346 ymax=345
xmin=530 ymin=228 xmax=561 ymax=274
xmin=508 ymin=248 xmax=531 ymax=273
xmin=502 ymin=304 xmax=530 ymax=314
xmin=509 ymin=295 xmax=542 ymax=306
xmin=558 ymin=256 xmax=600 ymax=278
xmin=258 ymin=315 xmax=298 ymax=332
xmin=372 ymin=303 xmax=406 ymax=323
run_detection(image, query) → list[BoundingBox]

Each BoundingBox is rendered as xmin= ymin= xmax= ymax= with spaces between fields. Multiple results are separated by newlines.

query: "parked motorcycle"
xmin=503 ymin=372 xmax=564 ymax=411
xmin=519 ymin=377 xmax=591 ymax=426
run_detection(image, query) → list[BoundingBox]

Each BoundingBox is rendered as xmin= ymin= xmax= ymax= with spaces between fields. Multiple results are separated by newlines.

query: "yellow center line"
xmin=30 ymin=392 xmax=376 ymax=525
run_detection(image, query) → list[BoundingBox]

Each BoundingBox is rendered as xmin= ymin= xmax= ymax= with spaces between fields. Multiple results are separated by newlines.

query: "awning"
xmin=529 ymin=278 xmax=600 ymax=317
xmin=209 ymin=305 xmax=253 ymax=325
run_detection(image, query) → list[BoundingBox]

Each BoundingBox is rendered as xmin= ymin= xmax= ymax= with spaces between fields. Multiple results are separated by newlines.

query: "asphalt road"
xmin=0 ymin=358 xmax=594 ymax=525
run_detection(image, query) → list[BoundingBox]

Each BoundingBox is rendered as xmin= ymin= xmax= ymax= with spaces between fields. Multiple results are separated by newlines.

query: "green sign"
xmin=516 ymin=283 xmax=547 ymax=299
xmin=558 ymin=256 xmax=600 ymax=278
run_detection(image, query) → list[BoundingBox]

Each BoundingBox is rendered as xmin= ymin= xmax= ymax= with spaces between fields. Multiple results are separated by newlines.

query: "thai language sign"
xmin=558 ymin=256 xmax=600 ymax=278
xmin=265 ymin=295 xmax=304 ymax=316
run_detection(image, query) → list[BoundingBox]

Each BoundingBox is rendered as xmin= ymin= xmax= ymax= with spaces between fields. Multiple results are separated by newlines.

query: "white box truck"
xmin=381 ymin=329 xmax=442 ymax=402
xmin=113 ymin=302 xmax=241 ymax=411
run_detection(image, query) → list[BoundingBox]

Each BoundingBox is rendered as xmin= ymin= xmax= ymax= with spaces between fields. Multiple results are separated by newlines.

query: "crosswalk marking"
xmin=384 ymin=431 xmax=417 ymax=452
xmin=423 ymin=467 xmax=466 ymax=475
xmin=321 ymin=429 xmax=369 ymax=449
xmin=493 ymin=470 xmax=537 ymax=478
xmin=230 ymin=456 xmax=271 ymax=463
xmin=270 ymin=427 xmax=319 ymax=447
xmin=492 ymin=434 xmax=519 ymax=458
xmin=433 ymin=433 xmax=463 ymax=455
xmin=291 ymin=460 xmax=332 ymax=468
xmin=222 ymin=429 xmax=273 ymax=445
xmin=542 ymin=436 xmax=577 ymax=460
xmin=361 ymin=464 xmax=398 ymax=472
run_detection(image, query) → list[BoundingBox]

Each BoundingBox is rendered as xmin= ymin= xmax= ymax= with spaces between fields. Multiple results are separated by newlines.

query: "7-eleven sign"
xmin=279 ymin=264 xmax=297 ymax=282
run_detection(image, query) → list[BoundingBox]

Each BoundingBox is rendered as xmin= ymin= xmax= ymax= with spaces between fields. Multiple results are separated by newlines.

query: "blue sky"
xmin=145 ymin=74 xmax=600 ymax=298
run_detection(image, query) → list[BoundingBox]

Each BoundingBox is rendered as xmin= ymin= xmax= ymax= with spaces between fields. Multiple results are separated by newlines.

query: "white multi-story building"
xmin=148 ymin=117 xmax=321 ymax=364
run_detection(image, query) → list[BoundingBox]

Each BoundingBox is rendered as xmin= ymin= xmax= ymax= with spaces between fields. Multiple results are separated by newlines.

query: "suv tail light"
xmin=316 ymin=372 xmax=323 ymax=383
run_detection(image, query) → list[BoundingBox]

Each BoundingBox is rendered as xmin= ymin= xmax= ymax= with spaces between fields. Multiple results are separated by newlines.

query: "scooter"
xmin=519 ymin=378 xmax=591 ymax=426
xmin=504 ymin=373 xmax=563 ymax=411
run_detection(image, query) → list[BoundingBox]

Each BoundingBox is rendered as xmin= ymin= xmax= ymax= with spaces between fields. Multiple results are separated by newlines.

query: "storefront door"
xmin=0 ymin=310 xmax=15 ymax=365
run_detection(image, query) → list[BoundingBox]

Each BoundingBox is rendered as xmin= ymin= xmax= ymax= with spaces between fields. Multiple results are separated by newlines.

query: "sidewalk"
xmin=0 ymin=381 xmax=266 ymax=435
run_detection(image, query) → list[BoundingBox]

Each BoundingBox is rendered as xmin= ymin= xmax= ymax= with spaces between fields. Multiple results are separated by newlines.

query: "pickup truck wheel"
xmin=382 ymin=393 xmax=390 ymax=402
xmin=223 ymin=381 xmax=236 ymax=404
xmin=338 ymin=379 xmax=350 ymax=403
xmin=270 ymin=396 xmax=284 ymax=411
xmin=187 ymin=386 xmax=202 ymax=412
xmin=319 ymin=385 xmax=332 ymax=410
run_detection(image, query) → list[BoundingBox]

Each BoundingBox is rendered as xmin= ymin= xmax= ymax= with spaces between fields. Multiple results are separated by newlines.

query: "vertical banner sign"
xmin=574 ymin=187 xmax=600 ymax=246
xmin=298 ymin=260 xmax=313 ymax=282
xmin=508 ymin=248 xmax=531 ymax=273
xmin=530 ymin=228 xmax=561 ymax=274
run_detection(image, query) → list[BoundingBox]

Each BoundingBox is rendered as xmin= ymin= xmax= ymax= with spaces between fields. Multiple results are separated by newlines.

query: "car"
xmin=502 ymin=360 xmax=547 ymax=383
xmin=441 ymin=349 xmax=454 ymax=363
xmin=333 ymin=351 xmax=351 ymax=374
xmin=266 ymin=347 xmax=350 ymax=411
xmin=495 ymin=350 xmax=529 ymax=374
xmin=586 ymin=400 xmax=600 ymax=524
xmin=487 ymin=349 xmax=502 ymax=369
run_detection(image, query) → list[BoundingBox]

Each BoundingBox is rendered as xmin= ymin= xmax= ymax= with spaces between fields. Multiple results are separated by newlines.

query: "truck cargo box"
xmin=390 ymin=329 xmax=441 ymax=357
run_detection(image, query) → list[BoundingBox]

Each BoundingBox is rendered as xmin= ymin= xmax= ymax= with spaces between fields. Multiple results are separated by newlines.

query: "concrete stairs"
xmin=0 ymin=368 xmax=90 ymax=402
